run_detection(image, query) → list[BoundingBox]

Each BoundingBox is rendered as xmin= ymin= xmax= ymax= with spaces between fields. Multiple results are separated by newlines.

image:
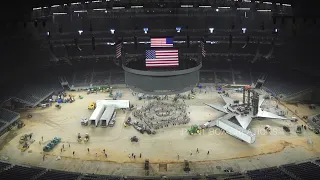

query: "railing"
xmin=281 ymin=88 xmax=313 ymax=102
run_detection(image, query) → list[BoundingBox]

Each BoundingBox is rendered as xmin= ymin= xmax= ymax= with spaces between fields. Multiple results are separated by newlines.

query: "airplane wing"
xmin=235 ymin=114 xmax=252 ymax=129
xmin=256 ymin=109 xmax=287 ymax=120
xmin=258 ymin=95 xmax=265 ymax=107
xmin=204 ymin=103 xmax=228 ymax=113
xmin=220 ymin=95 xmax=236 ymax=105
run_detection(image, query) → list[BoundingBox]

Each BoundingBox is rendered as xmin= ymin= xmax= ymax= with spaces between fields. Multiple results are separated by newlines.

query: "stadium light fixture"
xmin=46 ymin=31 xmax=50 ymax=36
xmin=209 ymin=28 xmax=214 ymax=33
xmin=143 ymin=28 xmax=148 ymax=34
xmin=78 ymin=30 xmax=83 ymax=35
xmin=242 ymin=28 xmax=247 ymax=34
xmin=274 ymin=28 xmax=278 ymax=33
xmin=176 ymin=27 xmax=181 ymax=33
xmin=216 ymin=9 xmax=219 ymax=12
xmin=33 ymin=7 xmax=41 ymax=10
xmin=110 ymin=28 xmax=115 ymax=34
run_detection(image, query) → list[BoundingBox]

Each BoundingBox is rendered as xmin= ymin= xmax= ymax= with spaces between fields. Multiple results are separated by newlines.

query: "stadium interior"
xmin=0 ymin=0 xmax=320 ymax=179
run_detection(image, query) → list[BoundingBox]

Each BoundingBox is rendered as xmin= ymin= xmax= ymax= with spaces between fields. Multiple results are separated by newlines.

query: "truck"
xmin=188 ymin=125 xmax=201 ymax=135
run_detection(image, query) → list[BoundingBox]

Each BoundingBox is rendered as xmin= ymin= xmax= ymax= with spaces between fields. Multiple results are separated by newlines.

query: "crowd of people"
xmin=133 ymin=101 xmax=190 ymax=131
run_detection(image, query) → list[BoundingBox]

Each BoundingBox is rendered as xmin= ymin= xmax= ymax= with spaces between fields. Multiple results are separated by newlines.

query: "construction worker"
xmin=73 ymin=151 xmax=75 ymax=155
xmin=87 ymin=148 xmax=89 ymax=153
xmin=207 ymin=151 xmax=210 ymax=155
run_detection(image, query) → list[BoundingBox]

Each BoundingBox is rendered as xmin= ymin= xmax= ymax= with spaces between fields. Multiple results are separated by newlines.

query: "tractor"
xmin=77 ymin=133 xmax=82 ymax=143
xmin=130 ymin=136 xmax=139 ymax=142
xmin=188 ymin=125 xmax=201 ymax=135
xmin=124 ymin=117 xmax=132 ymax=127
xmin=21 ymin=142 xmax=30 ymax=152
xmin=88 ymin=102 xmax=96 ymax=110
xmin=296 ymin=125 xmax=302 ymax=134
xmin=19 ymin=133 xmax=33 ymax=144
xmin=17 ymin=121 xmax=25 ymax=129
xmin=84 ymin=133 xmax=89 ymax=142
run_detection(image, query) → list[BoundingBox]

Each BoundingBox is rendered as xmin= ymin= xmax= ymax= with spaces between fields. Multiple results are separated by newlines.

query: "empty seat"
xmin=0 ymin=108 xmax=19 ymax=123
xmin=281 ymin=162 xmax=320 ymax=180
xmin=0 ymin=161 xmax=11 ymax=171
xmin=81 ymin=174 xmax=121 ymax=180
xmin=37 ymin=169 xmax=80 ymax=180
xmin=247 ymin=167 xmax=293 ymax=180
xmin=0 ymin=165 xmax=45 ymax=180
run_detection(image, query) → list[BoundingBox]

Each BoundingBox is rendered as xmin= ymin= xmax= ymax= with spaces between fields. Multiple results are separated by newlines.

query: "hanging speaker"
xmin=229 ymin=34 xmax=233 ymax=49
xmin=59 ymin=24 xmax=62 ymax=33
xmin=134 ymin=36 xmax=137 ymax=49
xmin=74 ymin=38 xmax=78 ymax=47
xmin=260 ymin=21 xmax=265 ymax=30
xmin=92 ymin=36 xmax=95 ymax=50
xmin=187 ymin=35 xmax=190 ymax=48
xmin=273 ymin=17 xmax=276 ymax=24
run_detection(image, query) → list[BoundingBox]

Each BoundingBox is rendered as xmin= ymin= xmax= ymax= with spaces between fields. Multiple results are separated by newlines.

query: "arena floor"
xmin=0 ymin=86 xmax=320 ymax=176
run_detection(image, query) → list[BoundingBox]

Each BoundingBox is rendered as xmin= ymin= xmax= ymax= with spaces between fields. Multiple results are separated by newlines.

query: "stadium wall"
xmin=123 ymin=63 xmax=201 ymax=95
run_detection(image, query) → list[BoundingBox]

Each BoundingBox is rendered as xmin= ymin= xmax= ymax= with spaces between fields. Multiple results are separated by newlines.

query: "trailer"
xmin=217 ymin=119 xmax=256 ymax=144
xmin=108 ymin=111 xmax=117 ymax=127
xmin=96 ymin=100 xmax=130 ymax=109
xmin=100 ymin=106 xmax=115 ymax=127
xmin=89 ymin=105 xmax=105 ymax=126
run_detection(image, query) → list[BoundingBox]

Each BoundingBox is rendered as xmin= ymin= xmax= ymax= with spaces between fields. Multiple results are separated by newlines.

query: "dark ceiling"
xmin=0 ymin=0 xmax=320 ymax=80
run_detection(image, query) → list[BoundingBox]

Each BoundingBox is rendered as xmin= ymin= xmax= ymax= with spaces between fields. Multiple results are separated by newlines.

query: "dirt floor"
xmin=0 ymin=86 xmax=320 ymax=176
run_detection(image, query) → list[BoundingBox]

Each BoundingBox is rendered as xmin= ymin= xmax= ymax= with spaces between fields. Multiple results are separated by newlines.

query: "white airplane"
xmin=205 ymin=94 xmax=287 ymax=130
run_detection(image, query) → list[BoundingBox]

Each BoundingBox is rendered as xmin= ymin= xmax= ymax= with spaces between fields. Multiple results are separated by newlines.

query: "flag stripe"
xmin=201 ymin=41 xmax=206 ymax=57
xmin=151 ymin=38 xmax=173 ymax=47
xmin=146 ymin=49 xmax=179 ymax=68
xmin=116 ymin=42 xmax=122 ymax=58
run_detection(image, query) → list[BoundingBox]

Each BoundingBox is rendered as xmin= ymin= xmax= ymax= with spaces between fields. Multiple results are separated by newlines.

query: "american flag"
xmin=151 ymin=38 xmax=173 ymax=47
xmin=146 ymin=49 xmax=179 ymax=68
xmin=115 ymin=41 xmax=122 ymax=58
xmin=200 ymin=40 xmax=206 ymax=57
